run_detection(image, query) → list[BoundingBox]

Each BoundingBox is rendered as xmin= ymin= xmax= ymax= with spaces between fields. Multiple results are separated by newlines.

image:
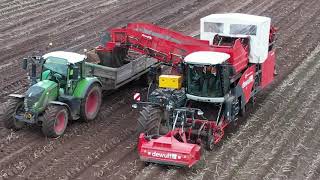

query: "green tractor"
xmin=4 ymin=51 xmax=102 ymax=137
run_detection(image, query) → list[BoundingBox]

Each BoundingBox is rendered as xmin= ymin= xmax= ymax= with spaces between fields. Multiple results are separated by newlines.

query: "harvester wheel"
xmin=80 ymin=83 xmax=102 ymax=122
xmin=136 ymin=105 xmax=163 ymax=137
xmin=239 ymin=104 xmax=246 ymax=117
xmin=3 ymin=98 xmax=25 ymax=130
xmin=42 ymin=105 xmax=69 ymax=137
xmin=205 ymin=128 xmax=214 ymax=151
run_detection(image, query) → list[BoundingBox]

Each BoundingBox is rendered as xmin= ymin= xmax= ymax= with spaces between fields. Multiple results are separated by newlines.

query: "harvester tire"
xmin=42 ymin=105 xmax=69 ymax=138
xmin=136 ymin=105 xmax=163 ymax=137
xmin=80 ymin=83 xmax=102 ymax=122
xmin=3 ymin=98 xmax=25 ymax=130
xmin=205 ymin=128 xmax=214 ymax=151
xmin=239 ymin=105 xmax=246 ymax=117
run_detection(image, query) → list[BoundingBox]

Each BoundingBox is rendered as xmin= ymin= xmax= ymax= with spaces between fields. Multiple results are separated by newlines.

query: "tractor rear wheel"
xmin=42 ymin=105 xmax=69 ymax=137
xmin=80 ymin=83 xmax=102 ymax=122
xmin=3 ymin=98 xmax=25 ymax=130
xmin=136 ymin=106 xmax=164 ymax=137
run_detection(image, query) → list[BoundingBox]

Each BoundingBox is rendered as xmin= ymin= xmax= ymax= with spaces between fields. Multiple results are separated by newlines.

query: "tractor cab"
xmin=7 ymin=51 xmax=102 ymax=138
xmin=21 ymin=51 xmax=85 ymax=117
xmin=184 ymin=51 xmax=230 ymax=102
xmin=41 ymin=51 xmax=83 ymax=95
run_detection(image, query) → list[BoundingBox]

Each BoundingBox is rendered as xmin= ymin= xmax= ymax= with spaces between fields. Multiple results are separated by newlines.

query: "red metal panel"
xmin=261 ymin=50 xmax=275 ymax=88
xmin=138 ymin=132 xmax=201 ymax=167
xmin=213 ymin=39 xmax=249 ymax=73
xmin=238 ymin=65 xmax=256 ymax=103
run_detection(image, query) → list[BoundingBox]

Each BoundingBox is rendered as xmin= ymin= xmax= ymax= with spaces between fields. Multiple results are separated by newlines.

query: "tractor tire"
xmin=42 ymin=105 xmax=69 ymax=137
xmin=80 ymin=83 xmax=102 ymax=122
xmin=136 ymin=105 xmax=163 ymax=137
xmin=3 ymin=98 xmax=25 ymax=130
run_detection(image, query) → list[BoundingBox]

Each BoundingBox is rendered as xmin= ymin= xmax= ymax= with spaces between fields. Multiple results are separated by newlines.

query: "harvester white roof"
xmin=200 ymin=13 xmax=271 ymax=63
xmin=43 ymin=51 xmax=86 ymax=64
xmin=184 ymin=51 xmax=230 ymax=65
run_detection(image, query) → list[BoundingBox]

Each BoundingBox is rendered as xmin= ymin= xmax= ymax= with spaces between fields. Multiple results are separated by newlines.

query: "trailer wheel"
xmin=42 ymin=105 xmax=69 ymax=137
xmin=3 ymin=98 xmax=25 ymax=130
xmin=136 ymin=105 xmax=163 ymax=137
xmin=80 ymin=83 xmax=102 ymax=122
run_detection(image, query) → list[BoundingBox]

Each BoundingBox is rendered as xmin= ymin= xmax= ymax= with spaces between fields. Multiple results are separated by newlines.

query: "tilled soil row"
xmin=0 ymin=84 xmax=142 ymax=179
xmin=0 ymin=0 xmax=319 ymax=180
xmin=0 ymin=0 xmax=209 ymax=101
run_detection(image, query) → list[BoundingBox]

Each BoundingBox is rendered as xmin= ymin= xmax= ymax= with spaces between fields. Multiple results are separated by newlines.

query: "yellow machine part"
xmin=159 ymin=75 xmax=182 ymax=89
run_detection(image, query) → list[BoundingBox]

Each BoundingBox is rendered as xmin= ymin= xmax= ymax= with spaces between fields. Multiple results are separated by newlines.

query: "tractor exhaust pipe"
xmin=31 ymin=62 xmax=37 ymax=85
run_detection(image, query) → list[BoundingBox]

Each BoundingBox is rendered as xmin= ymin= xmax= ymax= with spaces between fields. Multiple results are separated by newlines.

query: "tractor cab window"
xmin=42 ymin=57 xmax=69 ymax=87
xmin=187 ymin=65 xmax=223 ymax=97
xmin=25 ymin=86 xmax=45 ymax=99
xmin=43 ymin=57 xmax=68 ymax=77
xmin=69 ymin=63 xmax=81 ymax=80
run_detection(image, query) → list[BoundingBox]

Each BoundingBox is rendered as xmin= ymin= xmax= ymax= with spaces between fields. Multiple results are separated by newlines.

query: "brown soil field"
xmin=0 ymin=0 xmax=319 ymax=179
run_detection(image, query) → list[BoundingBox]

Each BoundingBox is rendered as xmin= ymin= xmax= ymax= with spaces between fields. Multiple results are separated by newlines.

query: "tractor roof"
xmin=43 ymin=51 xmax=85 ymax=64
xmin=184 ymin=51 xmax=230 ymax=65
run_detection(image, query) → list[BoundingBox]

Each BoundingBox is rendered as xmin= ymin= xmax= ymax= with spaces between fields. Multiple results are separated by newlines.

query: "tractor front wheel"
xmin=136 ymin=106 xmax=164 ymax=137
xmin=42 ymin=105 xmax=69 ymax=137
xmin=3 ymin=98 xmax=25 ymax=130
xmin=80 ymin=83 xmax=102 ymax=122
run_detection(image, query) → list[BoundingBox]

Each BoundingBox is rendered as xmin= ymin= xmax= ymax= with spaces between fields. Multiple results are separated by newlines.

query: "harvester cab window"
xmin=187 ymin=65 xmax=222 ymax=98
xmin=204 ymin=22 xmax=223 ymax=33
xmin=230 ymin=24 xmax=257 ymax=35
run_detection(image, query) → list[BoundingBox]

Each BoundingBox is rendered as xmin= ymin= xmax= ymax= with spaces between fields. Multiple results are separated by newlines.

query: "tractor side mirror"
xmin=73 ymin=66 xmax=80 ymax=80
xmin=22 ymin=58 xmax=28 ymax=70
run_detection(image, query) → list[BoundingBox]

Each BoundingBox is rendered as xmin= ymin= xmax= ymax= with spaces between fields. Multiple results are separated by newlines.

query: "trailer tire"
xmin=3 ymin=98 xmax=25 ymax=130
xmin=136 ymin=106 xmax=163 ymax=137
xmin=42 ymin=105 xmax=69 ymax=137
xmin=80 ymin=83 xmax=102 ymax=122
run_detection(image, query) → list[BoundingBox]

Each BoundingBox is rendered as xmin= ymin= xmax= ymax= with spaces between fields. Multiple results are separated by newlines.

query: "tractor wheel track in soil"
xmin=0 ymin=0 xmax=319 ymax=180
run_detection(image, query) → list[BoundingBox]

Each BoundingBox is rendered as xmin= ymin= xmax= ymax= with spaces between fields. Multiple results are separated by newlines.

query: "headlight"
xmin=132 ymin=104 xmax=138 ymax=109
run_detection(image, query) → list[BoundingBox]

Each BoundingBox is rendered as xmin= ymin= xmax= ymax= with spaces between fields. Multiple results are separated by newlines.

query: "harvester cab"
xmin=4 ymin=51 xmax=102 ymax=137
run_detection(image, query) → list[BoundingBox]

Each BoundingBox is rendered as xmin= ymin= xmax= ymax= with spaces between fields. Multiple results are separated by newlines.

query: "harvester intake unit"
xmin=101 ymin=23 xmax=213 ymax=65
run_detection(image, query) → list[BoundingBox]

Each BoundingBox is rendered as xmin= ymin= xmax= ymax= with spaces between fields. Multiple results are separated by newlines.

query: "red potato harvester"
xmin=99 ymin=13 xmax=276 ymax=167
